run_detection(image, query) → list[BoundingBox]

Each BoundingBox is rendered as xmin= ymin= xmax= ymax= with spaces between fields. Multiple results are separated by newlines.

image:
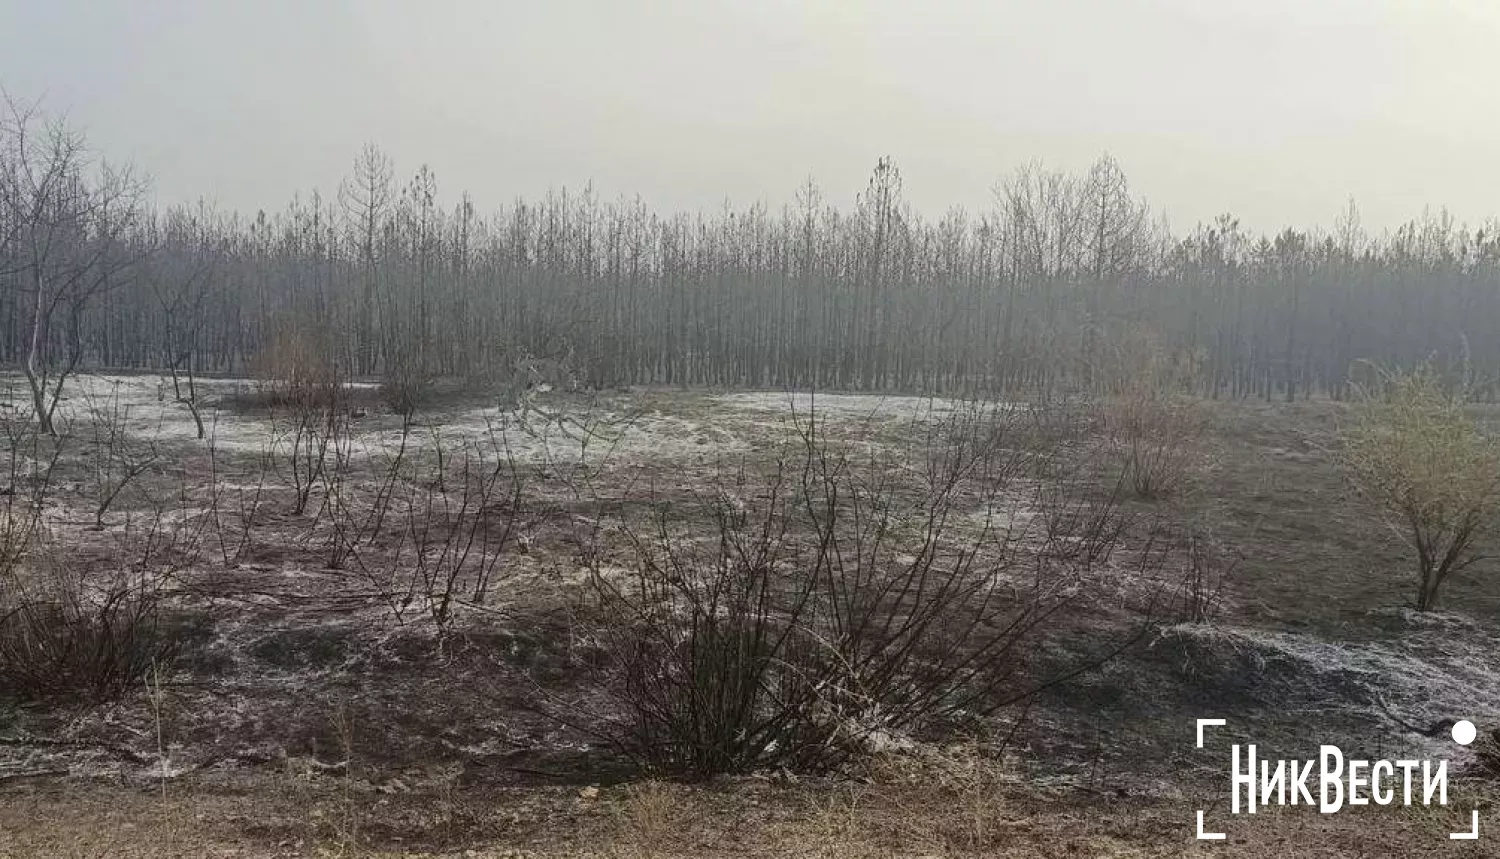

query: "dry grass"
xmin=3 ymin=769 xmax=1496 ymax=858
xmin=607 ymin=780 xmax=694 ymax=858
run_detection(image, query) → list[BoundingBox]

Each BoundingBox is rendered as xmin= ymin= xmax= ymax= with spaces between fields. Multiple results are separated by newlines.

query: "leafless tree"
xmin=0 ymin=94 xmax=147 ymax=434
xmin=338 ymin=143 xmax=394 ymax=375
xmin=144 ymin=202 xmax=224 ymax=438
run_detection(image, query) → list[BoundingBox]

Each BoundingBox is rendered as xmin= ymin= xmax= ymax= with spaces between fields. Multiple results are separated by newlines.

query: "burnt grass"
xmin=5 ymin=386 xmax=1500 ymax=851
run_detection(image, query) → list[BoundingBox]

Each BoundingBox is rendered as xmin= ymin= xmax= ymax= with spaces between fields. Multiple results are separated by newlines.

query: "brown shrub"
xmin=1099 ymin=328 xmax=1207 ymax=500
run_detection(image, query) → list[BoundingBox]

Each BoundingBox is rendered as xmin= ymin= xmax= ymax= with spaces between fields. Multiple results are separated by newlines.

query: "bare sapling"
xmin=398 ymin=426 xmax=522 ymax=627
xmin=284 ymin=382 xmax=346 ymax=517
xmin=313 ymin=407 xmax=362 ymax=571
xmin=332 ymin=421 xmax=523 ymax=627
xmin=204 ymin=413 xmax=271 ymax=568
xmin=317 ymin=417 xmax=410 ymax=575
xmin=379 ymin=346 xmax=428 ymax=428
xmin=80 ymin=380 xmax=162 ymax=530
xmin=0 ymin=392 xmax=63 ymax=559
xmin=148 ymin=202 xmax=226 ymax=441
xmin=255 ymin=322 xmax=347 ymax=515
xmin=468 ymin=419 xmax=525 ymax=605
xmin=120 ymin=461 xmax=212 ymax=584
xmin=165 ymin=358 xmax=207 ymax=440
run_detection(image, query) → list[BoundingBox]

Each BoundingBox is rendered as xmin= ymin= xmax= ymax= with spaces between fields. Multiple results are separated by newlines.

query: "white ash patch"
xmin=409 ymin=404 xmax=753 ymax=465
xmin=4 ymin=373 xmax=768 ymax=465
xmin=712 ymin=391 xmax=1006 ymax=421
xmin=1156 ymin=620 xmax=1500 ymax=762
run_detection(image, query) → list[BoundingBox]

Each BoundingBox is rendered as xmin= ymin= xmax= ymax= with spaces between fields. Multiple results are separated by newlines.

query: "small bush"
xmin=379 ymin=345 xmax=430 ymax=422
xmin=0 ymin=414 xmax=177 ymax=704
xmin=247 ymin=315 xmax=344 ymax=412
xmin=1172 ymin=528 xmax=1237 ymax=624
xmin=1343 ymin=362 xmax=1500 ymax=610
xmin=1110 ymin=395 xmax=1205 ymax=499
xmin=248 ymin=318 xmax=353 ymax=515
xmin=0 ymin=546 xmax=178 ymax=703
xmin=1100 ymin=329 xmax=1206 ymax=500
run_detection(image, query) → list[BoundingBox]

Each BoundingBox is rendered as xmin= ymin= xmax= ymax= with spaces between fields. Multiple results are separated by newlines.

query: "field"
xmin=2 ymin=374 xmax=1500 ymax=858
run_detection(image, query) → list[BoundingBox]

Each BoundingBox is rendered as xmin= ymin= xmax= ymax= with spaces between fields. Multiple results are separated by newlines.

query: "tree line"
xmin=5 ymin=95 xmax=1500 ymax=416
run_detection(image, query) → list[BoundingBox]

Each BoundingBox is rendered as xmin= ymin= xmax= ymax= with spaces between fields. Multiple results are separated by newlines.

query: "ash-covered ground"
xmin=3 ymin=375 xmax=1500 ymax=855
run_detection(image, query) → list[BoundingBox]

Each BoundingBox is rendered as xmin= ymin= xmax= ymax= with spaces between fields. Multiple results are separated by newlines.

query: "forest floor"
xmin=3 ymin=376 xmax=1500 ymax=857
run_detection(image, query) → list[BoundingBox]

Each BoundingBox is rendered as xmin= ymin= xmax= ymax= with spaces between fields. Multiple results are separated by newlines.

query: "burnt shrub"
xmin=550 ymin=397 xmax=1171 ymax=778
xmin=0 ymin=563 xmax=179 ymax=704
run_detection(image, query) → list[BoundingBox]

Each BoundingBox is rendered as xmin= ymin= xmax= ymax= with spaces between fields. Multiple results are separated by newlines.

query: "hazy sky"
xmin=3 ymin=0 xmax=1498 ymax=234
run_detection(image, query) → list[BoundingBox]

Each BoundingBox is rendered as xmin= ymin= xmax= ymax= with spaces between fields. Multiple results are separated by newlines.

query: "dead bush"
xmin=0 ymin=382 xmax=184 ymax=704
xmin=326 ymin=420 xmax=525 ymax=627
xmin=379 ymin=344 xmax=430 ymax=423
xmin=79 ymin=380 xmax=162 ymax=530
xmin=249 ymin=316 xmax=342 ymax=410
xmin=1109 ymin=395 xmax=1205 ymax=499
xmin=0 ymin=537 xmax=178 ymax=704
xmin=250 ymin=319 xmax=350 ymax=515
xmin=1171 ymin=527 xmax=1238 ymax=624
xmin=1343 ymin=361 xmax=1500 ymax=610
xmin=1099 ymin=329 xmax=1206 ymax=500
xmin=555 ymin=398 xmax=1170 ymax=778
